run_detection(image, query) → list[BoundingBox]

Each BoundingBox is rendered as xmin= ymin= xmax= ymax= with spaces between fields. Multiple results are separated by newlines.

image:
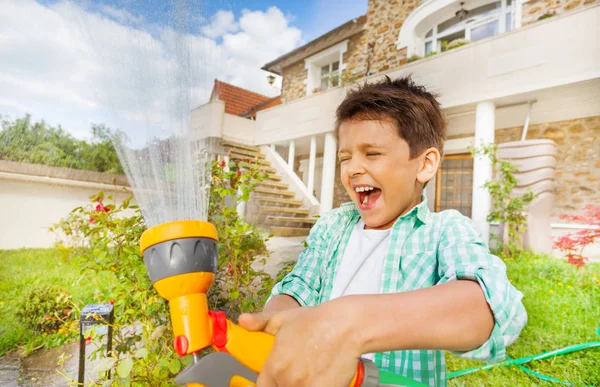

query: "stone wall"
xmin=522 ymin=0 xmax=598 ymax=26
xmin=333 ymin=162 xmax=352 ymax=208
xmin=281 ymin=61 xmax=307 ymax=103
xmin=342 ymin=32 xmax=368 ymax=83
xmin=359 ymin=0 xmax=420 ymax=75
xmin=494 ymin=116 xmax=600 ymax=213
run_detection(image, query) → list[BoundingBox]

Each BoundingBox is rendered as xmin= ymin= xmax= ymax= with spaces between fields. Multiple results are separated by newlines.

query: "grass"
xmin=447 ymin=251 xmax=600 ymax=387
xmin=0 ymin=248 xmax=117 ymax=356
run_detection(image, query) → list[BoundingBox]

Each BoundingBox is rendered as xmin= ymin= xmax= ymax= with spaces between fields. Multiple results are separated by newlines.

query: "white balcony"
xmin=190 ymin=100 xmax=257 ymax=145
xmin=255 ymin=4 xmax=600 ymax=144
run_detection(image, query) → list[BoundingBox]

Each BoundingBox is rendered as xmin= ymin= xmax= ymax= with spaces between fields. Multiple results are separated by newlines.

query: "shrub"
xmin=442 ymin=39 xmax=469 ymax=52
xmin=51 ymin=157 xmax=273 ymax=385
xmin=407 ymin=54 xmax=422 ymax=63
xmin=553 ymin=204 xmax=600 ymax=267
xmin=17 ymin=285 xmax=73 ymax=334
xmin=470 ymin=143 xmax=537 ymax=258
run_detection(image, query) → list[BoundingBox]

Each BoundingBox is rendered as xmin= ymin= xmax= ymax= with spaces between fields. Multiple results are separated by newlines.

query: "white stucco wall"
xmin=0 ymin=175 xmax=133 ymax=249
xmin=223 ymin=113 xmax=257 ymax=145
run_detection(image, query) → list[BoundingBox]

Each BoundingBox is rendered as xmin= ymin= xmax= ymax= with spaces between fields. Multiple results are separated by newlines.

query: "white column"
xmin=499 ymin=0 xmax=507 ymax=33
xmin=307 ymin=135 xmax=317 ymax=197
xmin=270 ymin=144 xmax=276 ymax=150
xmin=236 ymin=188 xmax=246 ymax=219
xmin=223 ymin=155 xmax=230 ymax=172
xmin=515 ymin=0 xmax=523 ymax=29
xmin=320 ymin=132 xmax=337 ymax=215
xmin=288 ymin=140 xmax=295 ymax=170
xmin=472 ymin=101 xmax=495 ymax=244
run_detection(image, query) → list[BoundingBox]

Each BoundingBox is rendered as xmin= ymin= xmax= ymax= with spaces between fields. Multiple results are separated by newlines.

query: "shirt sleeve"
xmin=436 ymin=210 xmax=528 ymax=363
xmin=267 ymin=212 xmax=332 ymax=307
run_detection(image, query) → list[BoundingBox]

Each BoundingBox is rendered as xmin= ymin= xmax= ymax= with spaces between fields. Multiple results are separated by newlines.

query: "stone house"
xmin=191 ymin=0 xmax=599 ymax=258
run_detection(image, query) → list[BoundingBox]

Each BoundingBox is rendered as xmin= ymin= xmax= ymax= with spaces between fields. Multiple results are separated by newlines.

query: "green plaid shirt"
xmin=269 ymin=197 xmax=527 ymax=386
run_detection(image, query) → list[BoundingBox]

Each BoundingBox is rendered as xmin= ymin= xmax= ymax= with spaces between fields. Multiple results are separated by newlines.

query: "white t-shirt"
xmin=329 ymin=218 xmax=392 ymax=360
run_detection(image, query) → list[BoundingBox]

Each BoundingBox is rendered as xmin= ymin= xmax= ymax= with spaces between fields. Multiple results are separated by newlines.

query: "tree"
xmin=0 ymin=115 xmax=124 ymax=174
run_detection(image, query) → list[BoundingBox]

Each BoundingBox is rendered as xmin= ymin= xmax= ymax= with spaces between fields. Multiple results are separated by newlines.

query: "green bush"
xmin=16 ymin=285 xmax=73 ymax=335
xmin=51 ymin=157 xmax=273 ymax=385
xmin=407 ymin=54 xmax=422 ymax=63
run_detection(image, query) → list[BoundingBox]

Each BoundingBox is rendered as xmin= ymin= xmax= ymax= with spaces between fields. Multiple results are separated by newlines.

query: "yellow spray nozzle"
xmin=140 ymin=219 xmax=218 ymax=253
xmin=140 ymin=219 xmax=219 ymax=357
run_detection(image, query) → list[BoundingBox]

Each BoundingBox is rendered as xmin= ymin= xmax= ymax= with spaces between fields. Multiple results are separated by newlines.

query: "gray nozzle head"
xmin=143 ymin=237 xmax=217 ymax=283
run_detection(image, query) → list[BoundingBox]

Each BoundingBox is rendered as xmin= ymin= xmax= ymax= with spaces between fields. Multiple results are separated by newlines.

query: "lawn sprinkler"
xmin=140 ymin=219 xmax=428 ymax=387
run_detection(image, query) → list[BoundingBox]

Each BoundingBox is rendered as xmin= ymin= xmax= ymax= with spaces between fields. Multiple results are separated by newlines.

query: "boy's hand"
xmin=244 ymin=303 xmax=362 ymax=387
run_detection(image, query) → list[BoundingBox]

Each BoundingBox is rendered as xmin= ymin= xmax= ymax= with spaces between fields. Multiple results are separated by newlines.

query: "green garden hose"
xmin=447 ymin=332 xmax=600 ymax=386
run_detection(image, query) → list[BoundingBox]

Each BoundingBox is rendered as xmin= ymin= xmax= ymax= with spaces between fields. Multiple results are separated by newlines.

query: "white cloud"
xmin=98 ymin=4 xmax=144 ymax=25
xmin=200 ymin=10 xmax=239 ymax=39
xmin=0 ymin=0 xmax=302 ymax=145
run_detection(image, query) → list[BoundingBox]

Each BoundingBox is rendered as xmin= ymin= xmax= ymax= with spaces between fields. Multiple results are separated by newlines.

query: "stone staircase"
xmin=222 ymin=141 xmax=316 ymax=237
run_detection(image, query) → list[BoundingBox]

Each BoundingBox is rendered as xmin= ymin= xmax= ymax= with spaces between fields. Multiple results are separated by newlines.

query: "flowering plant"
xmin=552 ymin=205 xmax=600 ymax=267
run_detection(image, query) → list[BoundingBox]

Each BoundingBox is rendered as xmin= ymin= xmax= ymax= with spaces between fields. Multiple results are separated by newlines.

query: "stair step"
xmin=257 ymin=181 xmax=288 ymax=190
xmin=270 ymin=227 xmax=310 ymax=237
xmin=260 ymin=207 xmax=310 ymax=215
xmin=259 ymin=166 xmax=277 ymax=174
xmin=230 ymin=153 xmax=271 ymax=166
xmin=267 ymin=174 xmax=282 ymax=181
xmin=221 ymin=141 xmax=260 ymax=153
xmin=225 ymin=148 xmax=265 ymax=159
xmin=254 ymin=188 xmax=295 ymax=197
xmin=267 ymin=216 xmax=317 ymax=225
xmin=254 ymin=197 xmax=302 ymax=207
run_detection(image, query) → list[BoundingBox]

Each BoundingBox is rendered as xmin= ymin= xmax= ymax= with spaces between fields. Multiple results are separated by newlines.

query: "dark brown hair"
xmin=334 ymin=75 xmax=447 ymax=159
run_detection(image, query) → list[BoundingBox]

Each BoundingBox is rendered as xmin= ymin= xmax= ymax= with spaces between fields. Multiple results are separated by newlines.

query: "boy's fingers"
xmin=238 ymin=312 xmax=269 ymax=331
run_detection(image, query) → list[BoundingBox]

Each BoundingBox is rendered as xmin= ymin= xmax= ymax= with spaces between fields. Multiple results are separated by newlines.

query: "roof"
xmin=262 ymin=15 xmax=367 ymax=75
xmin=239 ymin=96 xmax=281 ymax=118
xmin=210 ymin=80 xmax=272 ymax=116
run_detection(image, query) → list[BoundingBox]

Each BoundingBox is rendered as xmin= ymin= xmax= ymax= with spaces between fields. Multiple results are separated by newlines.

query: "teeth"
xmin=354 ymin=186 xmax=375 ymax=193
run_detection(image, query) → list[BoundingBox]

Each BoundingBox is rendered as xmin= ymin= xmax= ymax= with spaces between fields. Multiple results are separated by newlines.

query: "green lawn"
xmin=0 ymin=248 xmax=117 ymax=355
xmin=447 ymin=251 xmax=600 ymax=387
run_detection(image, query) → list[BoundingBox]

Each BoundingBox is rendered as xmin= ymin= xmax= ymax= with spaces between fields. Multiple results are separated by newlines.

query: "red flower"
xmin=227 ymin=263 xmax=233 ymax=275
xmin=95 ymin=204 xmax=110 ymax=213
xmin=89 ymin=216 xmax=96 ymax=224
xmin=107 ymin=300 xmax=115 ymax=305
xmin=236 ymin=169 xmax=242 ymax=177
xmin=220 ymin=160 xmax=226 ymax=168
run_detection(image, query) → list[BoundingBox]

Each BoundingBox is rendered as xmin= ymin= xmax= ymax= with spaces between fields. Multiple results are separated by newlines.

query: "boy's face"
xmin=337 ymin=119 xmax=434 ymax=230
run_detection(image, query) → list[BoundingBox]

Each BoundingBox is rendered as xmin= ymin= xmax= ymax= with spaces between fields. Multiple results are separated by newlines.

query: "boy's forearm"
xmin=263 ymin=294 xmax=301 ymax=314
xmin=333 ymin=280 xmax=494 ymax=355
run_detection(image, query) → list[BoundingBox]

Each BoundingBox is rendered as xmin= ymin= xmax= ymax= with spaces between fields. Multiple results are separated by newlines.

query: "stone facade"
xmin=342 ymin=32 xmax=368 ymax=83
xmin=281 ymin=61 xmax=307 ymax=103
xmin=494 ymin=116 xmax=600 ymax=214
xmin=522 ymin=0 xmax=598 ymax=26
xmin=279 ymin=0 xmax=597 ymax=103
xmin=333 ymin=162 xmax=352 ymax=209
xmin=358 ymin=0 xmax=419 ymax=75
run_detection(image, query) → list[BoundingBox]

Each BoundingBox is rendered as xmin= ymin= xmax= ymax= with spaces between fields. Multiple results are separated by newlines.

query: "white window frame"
xmin=304 ymin=40 xmax=348 ymax=96
xmin=397 ymin=0 xmax=523 ymax=57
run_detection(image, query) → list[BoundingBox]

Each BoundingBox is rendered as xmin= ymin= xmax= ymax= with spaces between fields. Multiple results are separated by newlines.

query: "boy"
xmin=239 ymin=76 xmax=527 ymax=387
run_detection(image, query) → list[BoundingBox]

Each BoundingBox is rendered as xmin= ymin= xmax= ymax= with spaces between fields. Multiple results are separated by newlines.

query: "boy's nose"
xmin=346 ymin=158 xmax=366 ymax=177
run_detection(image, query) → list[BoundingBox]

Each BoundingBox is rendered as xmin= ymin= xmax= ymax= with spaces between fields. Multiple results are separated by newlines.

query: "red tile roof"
xmin=239 ymin=96 xmax=281 ymax=119
xmin=210 ymin=80 xmax=273 ymax=116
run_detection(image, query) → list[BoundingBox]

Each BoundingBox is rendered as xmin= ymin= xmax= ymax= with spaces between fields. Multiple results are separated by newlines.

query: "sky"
xmin=0 ymin=0 xmax=366 ymax=144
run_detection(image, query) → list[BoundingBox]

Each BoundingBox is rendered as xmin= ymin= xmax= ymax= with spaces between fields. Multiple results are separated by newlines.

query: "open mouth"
xmin=355 ymin=186 xmax=382 ymax=210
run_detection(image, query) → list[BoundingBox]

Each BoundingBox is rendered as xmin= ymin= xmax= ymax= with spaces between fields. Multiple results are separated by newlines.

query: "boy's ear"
xmin=417 ymin=147 xmax=441 ymax=184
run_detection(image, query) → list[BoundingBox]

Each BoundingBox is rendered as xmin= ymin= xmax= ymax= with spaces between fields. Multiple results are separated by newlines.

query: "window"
xmin=421 ymin=0 xmax=513 ymax=56
xmin=435 ymin=154 xmax=473 ymax=218
xmin=320 ymin=61 xmax=340 ymax=90
xmin=304 ymin=40 xmax=348 ymax=96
